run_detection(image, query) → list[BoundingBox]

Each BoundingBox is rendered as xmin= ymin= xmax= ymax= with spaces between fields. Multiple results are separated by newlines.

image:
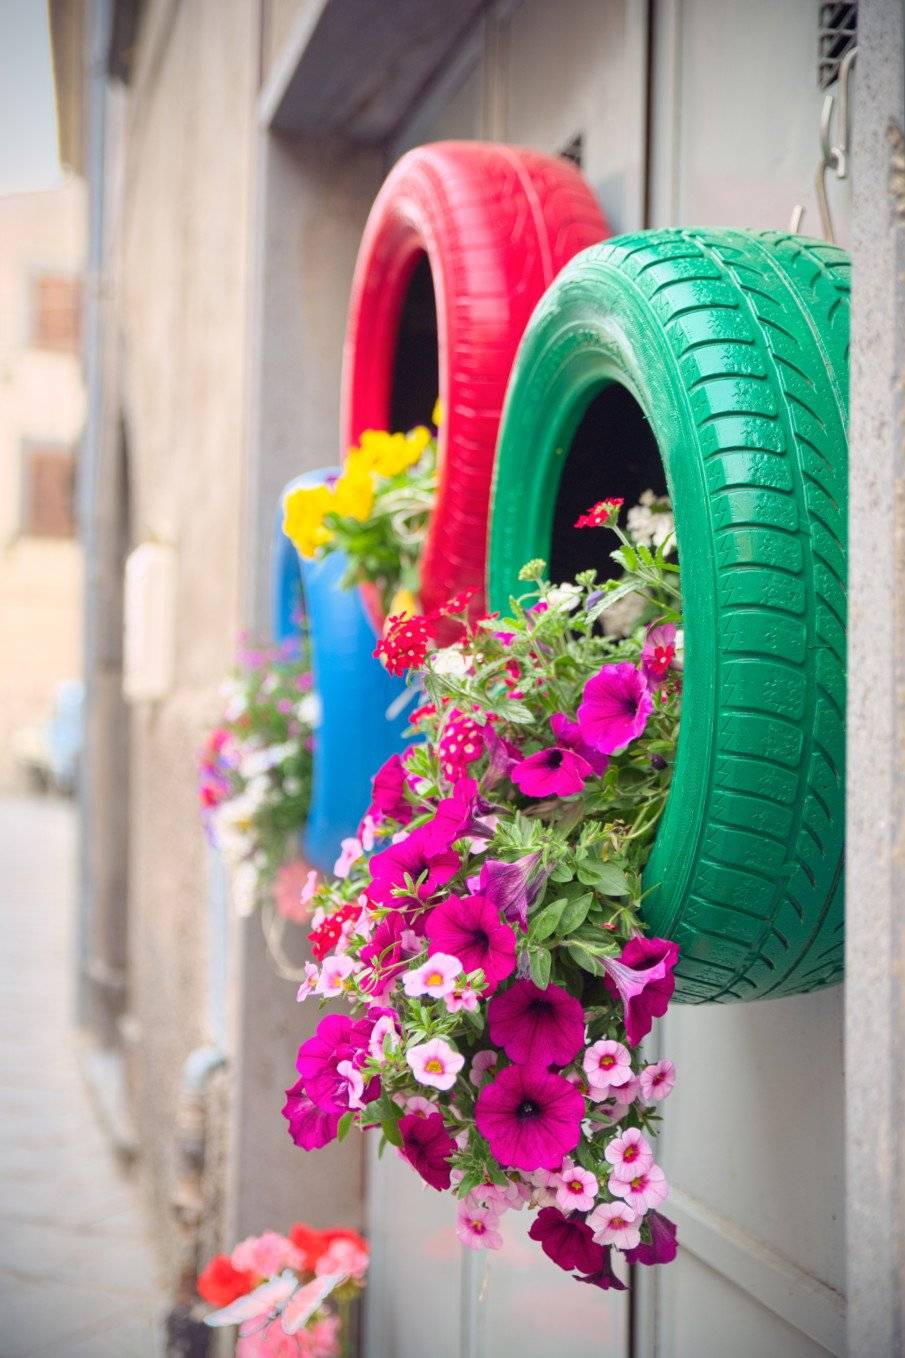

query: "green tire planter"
xmin=488 ymin=228 xmax=849 ymax=1003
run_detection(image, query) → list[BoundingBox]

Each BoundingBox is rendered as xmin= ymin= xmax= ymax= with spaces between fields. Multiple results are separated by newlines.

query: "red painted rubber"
xmin=341 ymin=141 xmax=608 ymax=622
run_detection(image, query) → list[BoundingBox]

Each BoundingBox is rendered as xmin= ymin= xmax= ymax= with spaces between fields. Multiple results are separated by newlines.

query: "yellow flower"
xmin=432 ymin=397 xmax=443 ymax=427
xmin=282 ymin=484 xmax=334 ymax=559
xmin=405 ymin=425 xmax=431 ymax=461
xmin=332 ymin=464 xmax=374 ymax=521
xmin=388 ymin=586 xmax=419 ymax=620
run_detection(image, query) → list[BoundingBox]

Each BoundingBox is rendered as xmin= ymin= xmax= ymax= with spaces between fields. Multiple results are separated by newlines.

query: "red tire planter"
xmin=341 ymin=141 xmax=609 ymax=625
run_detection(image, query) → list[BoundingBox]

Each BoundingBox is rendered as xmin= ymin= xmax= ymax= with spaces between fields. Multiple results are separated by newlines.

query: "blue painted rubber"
xmin=271 ymin=470 xmax=409 ymax=873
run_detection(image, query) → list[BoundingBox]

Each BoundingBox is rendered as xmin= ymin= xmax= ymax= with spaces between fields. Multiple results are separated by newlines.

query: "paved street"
xmin=0 ymin=796 xmax=165 ymax=1357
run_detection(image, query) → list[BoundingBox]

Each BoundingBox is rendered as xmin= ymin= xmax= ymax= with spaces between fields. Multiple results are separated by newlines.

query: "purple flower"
xmin=549 ymin=712 xmax=609 ymax=776
xmin=623 ymin=1210 xmax=678 ymax=1266
xmin=483 ymin=729 xmax=522 ymax=788
xmin=425 ymin=894 xmax=517 ymax=992
xmin=475 ymin=1064 xmax=584 ymax=1171
xmin=602 ymin=936 xmax=679 ymax=1045
xmin=399 ymin=1111 xmax=455 ymax=1190
xmin=367 ymin=826 xmax=461 ymax=909
xmin=281 ymin=1079 xmax=341 ymax=1149
xmin=366 ymin=752 xmax=413 ymax=825
xmin=479 ymin=852 xmax=552 ymax=932
xmin=488 ymin=979 xmax=586 ymax=1067
xmin=577 ymin=662 xmax=653 ymax=755
xmin=511 ymin=746 xmax=593 ymax=798
xmin=528 ymin=1206 xmax=605 ymax=1275
xmin=641 ymin=622 xmax=677 ymax=687
xmin=575 ymin=1247 xmax=628 ymax=1290
xmin=295 ymin=1013 xmax=378 ymax=1112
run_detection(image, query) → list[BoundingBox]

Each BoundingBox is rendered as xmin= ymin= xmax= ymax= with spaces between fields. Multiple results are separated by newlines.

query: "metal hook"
xmin=815 ymin=45 xmax=857 ymax=243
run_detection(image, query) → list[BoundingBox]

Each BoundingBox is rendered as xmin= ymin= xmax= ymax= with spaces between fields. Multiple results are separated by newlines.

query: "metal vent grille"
xmin=818 ymin=3 xmax=857 ymax=89
xmin=560 ymin=134 xmax=584 ymax=169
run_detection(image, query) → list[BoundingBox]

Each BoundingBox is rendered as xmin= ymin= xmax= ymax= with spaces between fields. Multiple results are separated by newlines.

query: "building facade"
xmin=50 ymin=1 xmax=905 ymax=1355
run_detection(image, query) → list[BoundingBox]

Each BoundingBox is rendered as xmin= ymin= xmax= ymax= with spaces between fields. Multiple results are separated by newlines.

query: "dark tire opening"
xmin=549 ymin=383 xmax=668 ymax=584
xmin=389 ymin=254 xmax=439 ymax=433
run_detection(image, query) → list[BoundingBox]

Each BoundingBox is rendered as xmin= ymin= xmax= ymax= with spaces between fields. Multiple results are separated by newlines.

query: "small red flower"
xmin=197 ymin=1254 xmax=255 ymax=1307
xmin=574 ymin=497 xmax=624 ymax=529
xmin=437 ymin=587 xmax=479 ymax=615
xmin=374 ymin=613 xmax=431 ymax=676
xmin=307 ymin=902 xmax=361 ymax=961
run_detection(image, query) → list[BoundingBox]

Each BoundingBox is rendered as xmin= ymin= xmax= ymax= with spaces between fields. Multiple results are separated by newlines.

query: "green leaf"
xmin=381 ymin=1116 xmax=403 ymax=1148
xmin=565 ymin=942 xmax=603 ymax=975
xmin=549 ymin=863 xmax=573 ymax=884
xmin=560 ymin=892 xmax=593 ymax=932
xmin=530 ymin=896 xmax=568 ymax=941
xmin=529 ymin=947 xmax=553 ymax=989
xmin=577 ymin=861 xmax=630 ymax=896
xmin=336 ymin=1110 xmax=355 ymax=1143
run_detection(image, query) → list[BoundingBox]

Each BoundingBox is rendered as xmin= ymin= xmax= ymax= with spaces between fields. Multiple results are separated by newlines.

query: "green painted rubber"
xmin=487 ymin=228 xmax=848 ymax=1003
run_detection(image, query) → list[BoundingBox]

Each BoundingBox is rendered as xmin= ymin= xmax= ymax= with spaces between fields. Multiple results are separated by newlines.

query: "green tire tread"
xmin=487 ymin=227 xmax=849 ymax=1003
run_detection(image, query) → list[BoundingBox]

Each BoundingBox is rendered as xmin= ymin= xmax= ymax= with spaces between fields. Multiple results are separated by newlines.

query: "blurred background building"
xmin=41 ymin=1 xmax=904 ymax=1356
xmin=0 ymin=179 xmax=84 ymax=794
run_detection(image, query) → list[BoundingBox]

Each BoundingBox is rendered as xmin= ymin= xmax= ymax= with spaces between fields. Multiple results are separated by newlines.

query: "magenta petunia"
xmin=549 ymin=712 xmax=610 ymax=776
xmin=602 ymin=936 xmax=679 ymax=1045
xmin=479 ymin=852 xmax=552 ymax=932
xmin=511 ymin=745 xmax=594 ymax=798
xmin=399 ymin=1111 xmax=455 ymax=1190
xmin=366 ymin=752 xmax=413 ymax=825
xmin=418 ymin=777 xmax=491 ymax=855
xmin=641 ymin=623 xmax=677 ymax=688
xmin=367 ymin=826 xmax=461 ymax=909
xmin=528 ymin=1206 xmax=605 ymax=1276
xmin=281 ymin=1079 xmax=341 ymax=1149
xmin=487 ymin=979 xmax=586 ymax=1067
xmin=475 ymin=1064 xmax=585 ymax=1171
xmin=358 ymin=912 xmax=410 ymax=997
xmin=577 ymin=662 xmax=653 ymax=755
xmin=295 ymin=1013 xmax=378 ymax=1112
xmin=425 ymin=894 xmax=517 ymax=992
xmin=623 ymin=1210 xmax=679 ymax=1267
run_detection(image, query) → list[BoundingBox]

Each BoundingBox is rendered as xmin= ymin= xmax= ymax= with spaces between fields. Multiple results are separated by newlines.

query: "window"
xmin=31 ymin=274 xmax=81 ymax=353
xmin=21 ymin=443 xmax=76 ymax=538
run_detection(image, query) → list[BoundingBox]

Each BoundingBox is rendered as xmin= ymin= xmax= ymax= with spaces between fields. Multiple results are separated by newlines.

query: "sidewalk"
xmin=0 ymin=795 xmax=165 ymax=1357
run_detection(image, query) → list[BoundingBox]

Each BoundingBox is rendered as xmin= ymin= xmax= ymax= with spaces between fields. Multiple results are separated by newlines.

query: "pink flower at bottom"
xmin=231 ymin=1231 xmax=303 ymax=1279
xmin=456 ymin=1203 xmax=504 ymax=1251
xmin=587 ymin=1201 xmax=642 ymax=1251
xmin=236 ymin=1313 xmax=339 ymax=1358
xmin=315 ymin=1236 xmax=369 ymax=1280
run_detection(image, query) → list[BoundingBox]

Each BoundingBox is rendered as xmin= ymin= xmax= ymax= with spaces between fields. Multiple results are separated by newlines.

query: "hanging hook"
xmin=815 ymin=45 xmax=857 ymax=243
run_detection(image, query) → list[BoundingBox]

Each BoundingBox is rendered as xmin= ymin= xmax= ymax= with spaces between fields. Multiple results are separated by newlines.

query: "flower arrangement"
xmin=282 ymin=500 xmax=683 ymax=1289
xmin=281 ymin=406 xmax=441 ymax=618
xmin=199 ymin=633 xmax=318 ymax=917
xmin=198 ymin=1223 xmax=368 ymax=1357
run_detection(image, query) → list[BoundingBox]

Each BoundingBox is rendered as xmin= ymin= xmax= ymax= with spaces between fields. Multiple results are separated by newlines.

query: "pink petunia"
xmin=587 ymin=1201 xmax=642 ymax=1251
xmin=366 ymin=752 xmax=414 ymax=826
xmin=602 ymin=936 xmax=679 ymax=1045
xmin=549 ymin=712 xmax=610 ymax=776
xmin=577 ymin=662 xmax=653 ymax=755
xmin=406 ymin=1037 xmax=465 ymax=1091
xmin=281 ymin=1080 xmax=340 ymax=1150
xmin=475 ymin=1064 xmax=584 ymax=1171
xmin=640 ymin=1059 xmax=676 ymax=1103
xmin=609 ymin=1162 xmax=669 ymax=1213
xmin=367 ymin=826 xmax=460 ymax=910
xmin=425 ymin=894 xmax=516 ymax=992
xmin=469 ymin=1050 xmax=498 ymax=1088
xmin=402 ymin=953 xmax=463 ymax=999
xmin=553 ymin=1156 xmax=598 ymax=1213
xmin=295 ymin=961 xmax=320 ymax=1002
xmin=511 ymin=745 xmax=594 ymax=798
xmin=604 ymin=1127 xmax=653 ymax=1180
xmin=315 ymin=954 xmax=358 ymax=997
xmin=487 ymin=980 xmax=586 ymax=1068
xmin=456 ymin=1203 xmax=504 ymax=1251
xmin=583 ymin=1039 xmax=633 ymax=1092
xmin=641 ymin=622 xmax=677 ymax=688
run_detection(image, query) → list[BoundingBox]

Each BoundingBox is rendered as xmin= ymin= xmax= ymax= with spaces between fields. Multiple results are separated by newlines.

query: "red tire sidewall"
xmin=341 ymin=141 xmax=609 ymax=625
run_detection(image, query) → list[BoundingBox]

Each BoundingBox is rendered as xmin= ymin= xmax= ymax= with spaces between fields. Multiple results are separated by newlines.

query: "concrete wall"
xmin=106 ymin=0 xmax=257 ymax=1269
xmin=0 ymin=182 xmax=85 ymax=790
